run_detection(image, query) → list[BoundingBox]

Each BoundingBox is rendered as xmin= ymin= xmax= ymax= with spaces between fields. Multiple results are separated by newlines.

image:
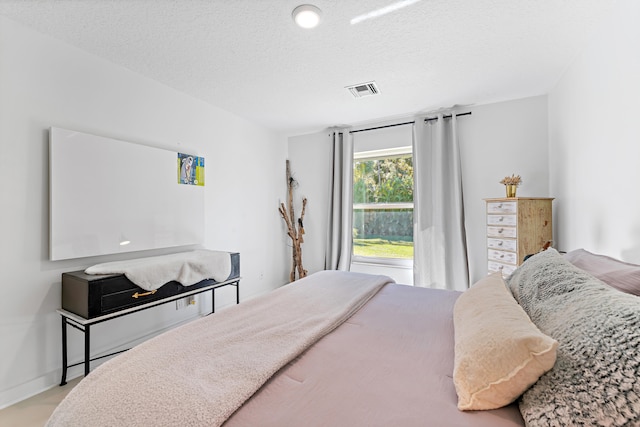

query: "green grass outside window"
xmin=353 ymin=236 xmax=413 ymax=259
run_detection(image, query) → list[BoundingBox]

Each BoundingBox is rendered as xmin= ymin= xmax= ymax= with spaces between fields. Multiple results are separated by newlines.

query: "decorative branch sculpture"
xmin=278 ymin=160 xmax=308 ymax=282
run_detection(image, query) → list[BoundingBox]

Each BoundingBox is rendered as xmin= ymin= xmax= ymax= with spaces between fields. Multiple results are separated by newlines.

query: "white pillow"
xmin=453 ymin=272 xmax=558 ymax=410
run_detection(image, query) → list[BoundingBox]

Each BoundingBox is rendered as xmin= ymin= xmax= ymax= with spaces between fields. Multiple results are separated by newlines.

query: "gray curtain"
xmin=325 ymin=129 xmax=353 ymax=271
xmin=412 ymin=113 xmax=469 ymax=290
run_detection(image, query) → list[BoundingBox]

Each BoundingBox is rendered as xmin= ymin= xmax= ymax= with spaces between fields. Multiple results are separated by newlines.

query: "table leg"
xmin=236 ymin=282 xmax=240 ymax=304
xmin=212 ymin=288 xmax=216 ymax=314
xmin=84 ymin=324 xmax=91 ymax=376
xmin=60 ymin=316 xmax=68 ymax=386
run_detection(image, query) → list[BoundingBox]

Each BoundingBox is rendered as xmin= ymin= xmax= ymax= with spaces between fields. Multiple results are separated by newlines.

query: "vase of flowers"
xmin=500 ymin=174 xmax=521 ymax=198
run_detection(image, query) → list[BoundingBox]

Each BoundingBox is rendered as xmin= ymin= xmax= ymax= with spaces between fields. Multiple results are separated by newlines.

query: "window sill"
xmin=351 ymin=257 xmax=413 ymax=269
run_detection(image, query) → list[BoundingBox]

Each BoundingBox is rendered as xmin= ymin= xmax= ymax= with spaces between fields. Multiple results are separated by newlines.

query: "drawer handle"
xmin=498 ymin=217 xmax=504 ymax=222
xmin=498 ymin=228 xmax=504 ymax=234
xmin=132 ymin=290 xmax=158 ymax=299
xmin=497 ymin=241 xmax=503 ymax=246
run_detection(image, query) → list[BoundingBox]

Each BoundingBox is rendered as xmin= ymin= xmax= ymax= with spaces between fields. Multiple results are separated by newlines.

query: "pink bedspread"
xmin=225 ymin=284 xmax=524 ymax=426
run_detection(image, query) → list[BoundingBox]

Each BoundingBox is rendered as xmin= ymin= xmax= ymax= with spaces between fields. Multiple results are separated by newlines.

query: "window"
xmin=352 ymin=147 xmax=413 ymax=265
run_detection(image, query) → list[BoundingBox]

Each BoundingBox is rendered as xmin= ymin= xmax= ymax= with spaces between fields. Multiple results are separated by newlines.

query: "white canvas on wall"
xmin=49 ymin=127 xmax=205 ymax=260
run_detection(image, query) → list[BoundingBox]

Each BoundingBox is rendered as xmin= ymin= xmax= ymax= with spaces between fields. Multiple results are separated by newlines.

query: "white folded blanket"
xmin=84 ymin=249 xmax=232 ymax=291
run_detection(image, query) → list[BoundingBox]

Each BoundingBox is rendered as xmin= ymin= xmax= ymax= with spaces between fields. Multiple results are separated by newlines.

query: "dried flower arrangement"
xmin=500 ymin=174 xmax=522 ymax=186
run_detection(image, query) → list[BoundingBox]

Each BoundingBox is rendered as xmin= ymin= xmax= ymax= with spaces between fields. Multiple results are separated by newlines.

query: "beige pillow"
xmin=453 ymin=272 xmax=558 ymax=411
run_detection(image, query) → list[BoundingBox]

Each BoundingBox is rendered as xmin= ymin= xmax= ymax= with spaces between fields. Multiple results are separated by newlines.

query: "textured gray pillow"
xmin=507 ymin=248 xmax=640 ymax=426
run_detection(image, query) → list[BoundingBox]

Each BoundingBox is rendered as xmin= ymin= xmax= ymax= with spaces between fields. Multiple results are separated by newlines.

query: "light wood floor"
xmin=0 ymin=377 xmax=80 ymax=427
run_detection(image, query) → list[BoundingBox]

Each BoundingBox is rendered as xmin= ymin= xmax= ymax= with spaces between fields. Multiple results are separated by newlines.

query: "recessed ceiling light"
xmin=292 ymin=4 xmax=322 ymax=29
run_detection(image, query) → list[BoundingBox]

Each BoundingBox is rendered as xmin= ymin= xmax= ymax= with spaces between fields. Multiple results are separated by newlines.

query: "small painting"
xmin=177 ymin=153 xmax=205 ymax=186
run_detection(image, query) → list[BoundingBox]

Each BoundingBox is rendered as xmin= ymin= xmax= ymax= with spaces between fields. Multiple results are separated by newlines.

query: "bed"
xmin=46 ymin=249 xmax=640 ymax=426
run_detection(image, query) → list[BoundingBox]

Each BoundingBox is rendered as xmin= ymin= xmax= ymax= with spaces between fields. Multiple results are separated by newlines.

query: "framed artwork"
xmin=178 ymin=153 xmax=205 ymax=186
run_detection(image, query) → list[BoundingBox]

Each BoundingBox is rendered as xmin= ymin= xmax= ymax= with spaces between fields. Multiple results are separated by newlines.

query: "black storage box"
xmin=62 ymin=252 xmax=240 ymax=319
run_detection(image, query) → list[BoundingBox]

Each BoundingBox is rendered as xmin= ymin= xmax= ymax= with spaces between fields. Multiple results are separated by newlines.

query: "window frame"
xmin=352 ymin=146 xmax=414 ymax=267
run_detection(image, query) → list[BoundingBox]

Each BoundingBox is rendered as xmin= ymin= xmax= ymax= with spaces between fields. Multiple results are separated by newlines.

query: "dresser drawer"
xmin=487 ymin=226 xmax=517 ymax=238
xmin=485 ymin=197 xmax=553 ymax=276
xmin=487 ymin=201 xmax=517 ymax=214
xmin=487 ymin=214 xmax=517 ymax=226
xmin=488 ymin=261 xmax=517 ymax=276
xmin=487 ymin=238 xmax=517 ymax=251
xmin=488 ymin=249 xmax=517 ymax=265
xmin=101 ymin=282 xmax=183 ymax=314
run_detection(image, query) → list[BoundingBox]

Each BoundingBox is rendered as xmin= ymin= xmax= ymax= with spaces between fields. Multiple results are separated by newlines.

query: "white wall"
xmin=287 ymin=131 xmax=333 ymax=275
xmin=0 ymin=16 xmax=288 ymax=408
xmin=286 ymin=127 xmax=415 ymax=285
xmin=548 ymin=0 xmax=640 ymax=262
xmin=353 ymin=124 xmax=413 ymax=152
xmin=458 ymin=96 xmax=549 ymax=283
xmin=288 ymin=95 xmax=550 ymax=285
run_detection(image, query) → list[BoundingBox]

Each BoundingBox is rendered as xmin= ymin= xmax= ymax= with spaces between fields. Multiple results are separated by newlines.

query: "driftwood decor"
xmin=278 ymin=160 xmax=307 ymax=282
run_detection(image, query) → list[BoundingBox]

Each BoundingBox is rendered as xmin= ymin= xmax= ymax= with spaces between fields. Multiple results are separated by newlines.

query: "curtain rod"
xmin=425 ymin=111 xmax=472 ymax=122
xmin=350 ymin=121 xmax=414 ymax=134
xmin=349 ymin=112 xmax=471 ymax=134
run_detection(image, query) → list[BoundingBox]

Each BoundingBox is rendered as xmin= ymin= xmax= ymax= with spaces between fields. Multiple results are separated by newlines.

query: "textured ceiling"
xmin=0 ymin=0 xmax=616 ymax=135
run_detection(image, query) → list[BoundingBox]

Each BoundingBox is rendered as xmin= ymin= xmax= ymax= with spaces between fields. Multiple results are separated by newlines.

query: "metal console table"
xmin=57 ymin=278 xmax=239 ymax=386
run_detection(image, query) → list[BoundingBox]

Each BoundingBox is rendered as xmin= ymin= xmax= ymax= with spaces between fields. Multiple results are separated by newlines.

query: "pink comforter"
xmin=225 ymin=284 xmax=524 ymax=426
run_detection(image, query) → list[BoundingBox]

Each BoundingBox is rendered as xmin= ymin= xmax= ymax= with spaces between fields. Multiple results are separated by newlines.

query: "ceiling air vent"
xmin=346 ymin=81 xmax=380 ymax=98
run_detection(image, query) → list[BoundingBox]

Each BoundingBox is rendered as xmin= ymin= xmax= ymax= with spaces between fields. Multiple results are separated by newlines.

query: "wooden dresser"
xmin=485 ymin=197 xmax=553 ymax=276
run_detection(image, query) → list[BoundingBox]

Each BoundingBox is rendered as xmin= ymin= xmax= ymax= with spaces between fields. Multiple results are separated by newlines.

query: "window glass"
xmin=353 ymin=152 xmax=413 ymax=260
